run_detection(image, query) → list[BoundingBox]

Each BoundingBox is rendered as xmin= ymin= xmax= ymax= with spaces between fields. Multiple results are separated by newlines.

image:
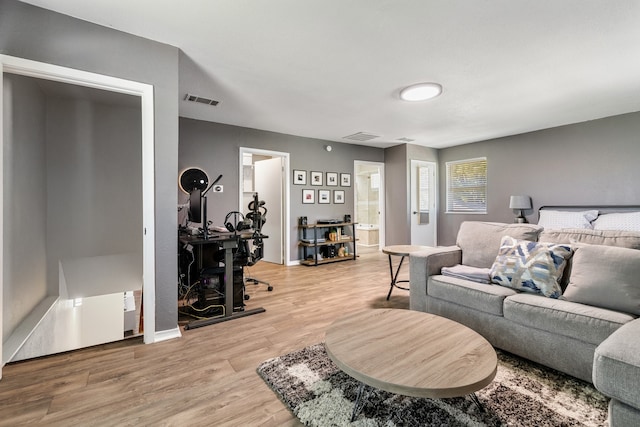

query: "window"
xmin=446 ymin=157 xmax=487 ymax=213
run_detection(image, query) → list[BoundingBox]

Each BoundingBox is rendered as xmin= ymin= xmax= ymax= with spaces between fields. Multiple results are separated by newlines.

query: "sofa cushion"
xmin=456 ymin=222 xmax=543 ymax=268
xmin=539 ymin=228 xmax=640 ymax=249
xmin=537 ymin=209 xmax=599 ymax=229
xmin=504 ymin=293 xmax=633 ymax=346
xmin=490 ymin=237 xmax=573 ymax=298
xmin=563 ymin=244 xmax=640 ymax=316
xmin=428 ymin=275 xmax=517 ymax=316
xmin=593 ymin=318 xmax=640 ymax=410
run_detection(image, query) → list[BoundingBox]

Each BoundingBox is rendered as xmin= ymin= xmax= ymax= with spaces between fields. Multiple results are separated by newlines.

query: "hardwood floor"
xmin=0 ymin=249 xmax=409 ymax=426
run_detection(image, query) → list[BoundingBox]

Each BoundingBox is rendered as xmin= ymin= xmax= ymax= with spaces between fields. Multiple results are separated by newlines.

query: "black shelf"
xmin=299 ymin=222 xmax=357 ymax=266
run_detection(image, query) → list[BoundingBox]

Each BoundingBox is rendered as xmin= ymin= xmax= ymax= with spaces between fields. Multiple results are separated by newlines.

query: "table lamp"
xmin=509 ymin=195 xmax=531 ymax=223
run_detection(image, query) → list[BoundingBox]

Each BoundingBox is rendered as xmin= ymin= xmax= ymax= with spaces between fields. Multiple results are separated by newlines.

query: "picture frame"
xmin=326 ymin=172 xmax=338 ymax=186
xmin=318 ymin=189 xmax=331 ymax=204
xmin=311 ymin=171 xmax=323 ymax=186
xmin=340 ymin=173 xmax=351 ymax=187
xmin=293 ymin=169 xmax=307 ymax=185
xmin=302 ymin=189 xmax=315 ymax=204
xmin=334 ymin=190 xmax=345 ymax=204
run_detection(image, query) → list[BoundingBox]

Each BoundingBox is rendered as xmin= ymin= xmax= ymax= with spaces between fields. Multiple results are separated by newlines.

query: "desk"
xmin=382 ymin=245 xmax=431 ymax=300
xmin=179 ymin=231 xmax=265 ymax=329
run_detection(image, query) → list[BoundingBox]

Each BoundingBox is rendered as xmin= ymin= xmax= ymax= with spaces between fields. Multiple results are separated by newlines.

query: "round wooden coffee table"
xmin=325 ymin=309 xmax=497 ymax=421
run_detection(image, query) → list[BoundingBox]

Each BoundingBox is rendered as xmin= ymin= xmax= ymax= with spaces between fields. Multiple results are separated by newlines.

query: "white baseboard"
xmin=154 ymin=326 xmax=182 ymax=343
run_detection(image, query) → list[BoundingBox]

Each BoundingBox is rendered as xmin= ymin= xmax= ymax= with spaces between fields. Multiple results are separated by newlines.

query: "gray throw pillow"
xmin=563 ymin=244 xmax=640 ymax=315
xmin=456 ymin=222 xmax=543 ymax=268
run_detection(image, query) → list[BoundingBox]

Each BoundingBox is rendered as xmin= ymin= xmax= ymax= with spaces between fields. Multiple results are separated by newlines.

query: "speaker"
xmin=344 ymin=214 xmax=351 ymax=223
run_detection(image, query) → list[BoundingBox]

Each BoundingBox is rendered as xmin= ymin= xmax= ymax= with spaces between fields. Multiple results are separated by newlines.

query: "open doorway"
xmin=1 ymin=55 xmax=156 ymax=374
xmin=354 ymin=161 xmax=385 ymax=254
xmin=238 ymin=148 xmax=290 ymax=265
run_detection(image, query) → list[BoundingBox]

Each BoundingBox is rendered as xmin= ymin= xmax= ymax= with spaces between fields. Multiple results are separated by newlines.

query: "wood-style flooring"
xmin=0 ymin=248 xmax=409 ymax=426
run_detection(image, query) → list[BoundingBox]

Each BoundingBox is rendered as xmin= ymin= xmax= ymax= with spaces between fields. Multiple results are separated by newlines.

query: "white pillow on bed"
xmin=538 ymin=210 xmax=599 ymax=229
xmin=593 ymin=212 xmax=640 ymax=232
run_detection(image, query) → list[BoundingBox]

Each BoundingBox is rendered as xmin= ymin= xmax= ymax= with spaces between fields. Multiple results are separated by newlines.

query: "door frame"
xmin=238 ymin=147 xmax=291 ymax=265
xmin=410 ymin=160 xmax=438 ymax=246
xmin=354 ymin=160 xmax=386 ymax=250
xmin=0 ymin=55 xmax=156 ymax=377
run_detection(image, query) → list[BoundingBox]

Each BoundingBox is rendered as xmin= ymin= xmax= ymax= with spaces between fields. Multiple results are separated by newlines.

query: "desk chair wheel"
xmin=267 ymin=285 xmax=273 ymax=291
xmin=244 ymin=294 xmax=250 ymax=301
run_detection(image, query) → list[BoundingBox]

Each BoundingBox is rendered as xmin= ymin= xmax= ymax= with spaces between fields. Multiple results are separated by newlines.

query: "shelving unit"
xmin=299 ymin=222 xmax=357 ymax=266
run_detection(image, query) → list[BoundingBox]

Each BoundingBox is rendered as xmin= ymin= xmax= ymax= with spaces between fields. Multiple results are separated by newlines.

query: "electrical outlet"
xmin=212 ymin=185 xmax=223 ymax=193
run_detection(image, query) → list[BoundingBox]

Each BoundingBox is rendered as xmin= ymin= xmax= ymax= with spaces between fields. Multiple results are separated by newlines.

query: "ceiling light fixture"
xmin=399 ymin=82 xmax=443 ymax=102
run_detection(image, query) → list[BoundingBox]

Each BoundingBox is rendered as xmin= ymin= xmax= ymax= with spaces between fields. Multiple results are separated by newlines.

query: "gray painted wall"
xmin=437 ymin=111 xmax=640 ymax=245
xmin=1 ymin=0 xmax=180 ymax=332
xmin=179 ymin=118 xmax=384 ymax=263
xmin=383 ymin=143 xmax=439 ymax=245
xmin=2 ymin=74 xmax=47 ymax=338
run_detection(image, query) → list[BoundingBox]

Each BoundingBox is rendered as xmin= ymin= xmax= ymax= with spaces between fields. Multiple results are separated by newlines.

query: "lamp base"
xmin=514 ymin=216 xmax=528 ymax=224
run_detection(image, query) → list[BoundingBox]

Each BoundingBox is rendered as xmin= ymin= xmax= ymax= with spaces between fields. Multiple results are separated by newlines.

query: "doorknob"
xmin=412 ymin=211 xmax=418 ymax=214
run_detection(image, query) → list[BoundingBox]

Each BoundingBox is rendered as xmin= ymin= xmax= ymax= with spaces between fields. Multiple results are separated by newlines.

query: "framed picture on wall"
xmin=340 ymin=173 xmax=351 ymax=187
xmin=311 ymin=171 xmax=323 ymax=186
xmin=293 ymin=170 xmax=307 ymax=185
xmin=334 ymin=190 xmax=345 ymax=204
xmin=302 ymin=189 xmax=315 ymax=204
xmin=326 ymin=172 xmax=338 ymax=186
xmin=318 ymin=190 xmax=330 ymax=204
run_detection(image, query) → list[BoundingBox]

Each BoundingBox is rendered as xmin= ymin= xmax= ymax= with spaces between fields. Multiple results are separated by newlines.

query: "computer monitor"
xmin=189 ymin=190 xmax=202 ymax=223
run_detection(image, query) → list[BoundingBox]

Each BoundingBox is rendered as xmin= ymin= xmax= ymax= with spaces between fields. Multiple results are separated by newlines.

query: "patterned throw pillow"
xmin=490 ymin=236 xmax=574 ymax=298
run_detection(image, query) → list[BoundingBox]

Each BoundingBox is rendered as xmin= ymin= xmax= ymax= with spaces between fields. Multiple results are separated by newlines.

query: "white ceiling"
xmin=20 ymin=0 xmax=640 ymax=149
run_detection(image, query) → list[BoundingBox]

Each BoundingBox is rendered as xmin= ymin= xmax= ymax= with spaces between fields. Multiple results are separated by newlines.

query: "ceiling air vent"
xmin=397 ymin=137 xmax=415 ymax=142
xmin=184 ymin=93 xmax=219 ymax=106
xmin=342 ymin=132 xmax=380 ymax=142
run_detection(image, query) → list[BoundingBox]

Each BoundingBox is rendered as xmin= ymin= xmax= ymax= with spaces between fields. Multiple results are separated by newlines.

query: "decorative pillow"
xmin=537 ymin=210 xmax=599 ymax=229
xmin=490 ymin=236 xmax=574 ymax=298
xmin=563 ymin=244 xmax=640 ymax=315
xmin=539 ymin=228 xmax=640 ymax=249
xmin=592 ymin=212 xmax=640 ymax=232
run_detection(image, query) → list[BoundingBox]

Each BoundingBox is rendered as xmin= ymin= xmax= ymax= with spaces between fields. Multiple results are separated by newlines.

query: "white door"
xmin=254 ymin=157 xmax=283 ymax=264
xmin=410 ymin=160 xmax=437 ymax=246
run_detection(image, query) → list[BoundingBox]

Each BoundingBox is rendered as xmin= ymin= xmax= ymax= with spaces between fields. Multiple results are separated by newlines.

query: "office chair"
xmin=240 ymin=193 xmax=273 ymax=292
xmin=238 ymin=233 xmax=273 ymax=292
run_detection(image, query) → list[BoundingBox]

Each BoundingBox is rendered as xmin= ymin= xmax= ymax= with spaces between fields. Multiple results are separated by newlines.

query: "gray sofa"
xmin=409 ymin=221 xmax=640 ymax=426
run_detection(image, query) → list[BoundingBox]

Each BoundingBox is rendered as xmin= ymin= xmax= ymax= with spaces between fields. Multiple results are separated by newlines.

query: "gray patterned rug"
xmin=257 ymin=343 xmax=608 ymax=426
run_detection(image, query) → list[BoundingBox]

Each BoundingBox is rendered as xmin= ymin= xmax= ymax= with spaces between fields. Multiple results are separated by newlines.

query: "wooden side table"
xmin=382 ymin=245 xmax=431 ymax=300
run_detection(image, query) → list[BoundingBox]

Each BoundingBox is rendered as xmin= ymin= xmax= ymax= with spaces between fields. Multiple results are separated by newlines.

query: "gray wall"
xmin=383 ymin=143 xmax=439 ymax=245
xmin=1 ymin=0 xmax=180 ymax=332
xmin=179 ymin=118 xmax=384 ymax=262
xmin=438 ymin=111 xmax=640 ymax=245
xmin=2 ymin=74 xmax=47 ymax=338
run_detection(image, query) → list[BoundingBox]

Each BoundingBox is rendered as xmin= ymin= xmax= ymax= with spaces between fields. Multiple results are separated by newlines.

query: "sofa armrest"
xmin=593 ymin=317 xmax=640 ymax=411
xmin=409 ymin=246 xmax=462 ymax=312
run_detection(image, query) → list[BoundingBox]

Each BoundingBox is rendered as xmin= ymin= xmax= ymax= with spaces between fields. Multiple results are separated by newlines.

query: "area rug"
xmin=257 ymin=343 xmax=608 ymax=427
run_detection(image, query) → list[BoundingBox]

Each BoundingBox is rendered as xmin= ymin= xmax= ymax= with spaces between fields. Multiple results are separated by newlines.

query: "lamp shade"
xmin=509 ymin=195 xmax=532 ymax=210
